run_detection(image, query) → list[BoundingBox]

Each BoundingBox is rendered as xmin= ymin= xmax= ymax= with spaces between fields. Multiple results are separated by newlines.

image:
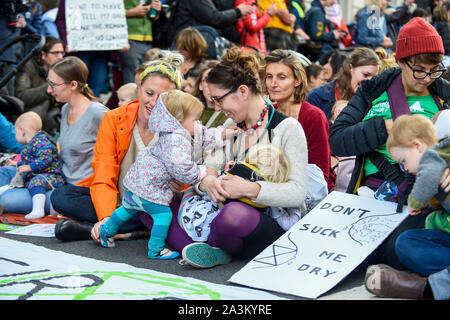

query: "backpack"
xmin=152 ymin=0 xmax=179 ymax=49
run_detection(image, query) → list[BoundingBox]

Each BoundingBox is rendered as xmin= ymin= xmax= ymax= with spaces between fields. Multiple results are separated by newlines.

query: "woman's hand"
xmin=199 ymin=175 xmax=230 ymax=203
xmin=441 ymin=168 xmax=450 ymax=193
xmin=91 ymin=217 xmax=109 ymax=243
xmin=220 ymin=175 xmax=261 ymax=200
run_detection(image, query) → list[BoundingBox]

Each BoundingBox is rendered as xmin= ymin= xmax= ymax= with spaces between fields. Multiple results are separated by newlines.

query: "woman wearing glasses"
xmin=0 ymin=56 xmax=108 ymax=217
xmin=149 ymin=46 xmax=308 ymax=268
xmin=14 ymin=36 xmax=65 ymax=134
xmin=329 ymin=18 xmax=450 ymax=269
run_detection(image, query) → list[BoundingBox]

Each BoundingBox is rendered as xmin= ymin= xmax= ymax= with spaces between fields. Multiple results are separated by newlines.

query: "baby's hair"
xmin=161 ymin=89 xmax=204 ymax=122
xmin=387 ymin=114 xmax=438 ymax=151
xmin=117 ymin=83 xmax=137 ymax=99
xmin=331 ymin=99 xmax=348 ymax=118
xmin=15 ymin=111 xmax=42 ymax=132
xmin=246 ymin=143 xmax=290 ymax=183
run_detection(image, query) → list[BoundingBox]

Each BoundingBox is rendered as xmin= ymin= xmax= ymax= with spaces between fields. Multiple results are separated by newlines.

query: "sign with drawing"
xmin=65 ymin=0 xmax=128 ymax=51
xmin=229 ymin=191 xmax=409 ymax=299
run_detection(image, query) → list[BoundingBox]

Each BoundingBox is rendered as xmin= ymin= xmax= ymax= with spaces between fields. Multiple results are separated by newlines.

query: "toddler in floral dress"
xmin=97 ymin=90 xmax=235 ymax=259
xmin=1 ymin=112 xmax=65 ymax=219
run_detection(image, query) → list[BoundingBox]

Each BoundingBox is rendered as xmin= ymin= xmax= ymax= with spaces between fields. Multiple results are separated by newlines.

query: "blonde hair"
xmin=375 ymin=48 xmax=398 ymax=71
xmin=140 ymin=50 xmax=184 ymax=89
xmin=15 ymin=111 xmax=42 ymax=132
xmin=161 ymin=89 xmax=204 ymax=122
xmin=145 ymin=48 xmax=163 ymax=62
xmin=331 ymin=99 xmax=349 ymax=122
xmin=117 ymin=83 xmax=137 ymax=100
xmin=246 ymin=143 xmax=290 ymax=183
xmin=387 ymin=114 xmax=438 ymax=151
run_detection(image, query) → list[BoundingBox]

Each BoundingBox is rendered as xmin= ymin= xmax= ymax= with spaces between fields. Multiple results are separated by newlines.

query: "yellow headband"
xmin=139 ymin=63 xmax=181 ymax=89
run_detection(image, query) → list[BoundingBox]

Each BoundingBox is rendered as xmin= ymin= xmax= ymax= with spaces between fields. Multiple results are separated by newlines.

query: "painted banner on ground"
xmin=6 ymin=224 xmax=55 ymax=237
xmin=0 ymin=237 xmax=284 ymax=300
xmin=66 ymin=0 xmax=128 ymax=51
xmin=229 ymin=191 xmax=409 ymax=299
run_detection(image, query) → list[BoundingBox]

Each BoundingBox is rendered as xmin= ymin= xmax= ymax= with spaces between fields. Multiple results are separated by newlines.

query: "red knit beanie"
xmin=396 ymin=17 xmax=444 ymax=60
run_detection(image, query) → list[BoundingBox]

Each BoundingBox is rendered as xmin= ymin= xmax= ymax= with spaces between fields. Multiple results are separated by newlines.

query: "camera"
xmin=0 ymin=0 xmax=31 ymax=28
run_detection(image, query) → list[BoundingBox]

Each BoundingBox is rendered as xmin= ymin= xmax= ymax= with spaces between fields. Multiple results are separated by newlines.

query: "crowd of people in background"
xmin=0 ymin=0 xmax=450 ymax=300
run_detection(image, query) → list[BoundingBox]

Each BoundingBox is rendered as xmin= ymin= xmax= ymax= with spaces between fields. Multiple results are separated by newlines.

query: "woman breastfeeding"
xmin=171 ymin=47 xmax=309 ymax=268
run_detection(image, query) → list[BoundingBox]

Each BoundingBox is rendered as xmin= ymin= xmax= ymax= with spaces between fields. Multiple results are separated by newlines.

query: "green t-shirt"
xmin=362 ymin=91 xmax=440 ymax=176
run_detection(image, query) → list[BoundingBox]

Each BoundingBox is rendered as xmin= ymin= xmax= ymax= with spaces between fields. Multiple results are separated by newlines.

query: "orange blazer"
xmin=77 ymin=100 xmax=139 ymax=221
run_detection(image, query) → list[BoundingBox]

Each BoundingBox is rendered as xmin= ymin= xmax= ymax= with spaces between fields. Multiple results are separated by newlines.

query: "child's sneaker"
xmin=149 ymin=248 xmax=180 ymax=260
xmin=99 ymin=225 xmax=115 ymax=248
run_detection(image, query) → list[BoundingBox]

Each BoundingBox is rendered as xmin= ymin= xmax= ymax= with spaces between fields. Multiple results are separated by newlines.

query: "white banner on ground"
xmin=65 ymin=0 xmax=128 ymax=51
xmin=6 ymin=224 xmax=55 ymax=237
xmin=0 ymin=237 xmax=284 ymax=300
xmin=229 ymin=191 xmax=409 ymax=299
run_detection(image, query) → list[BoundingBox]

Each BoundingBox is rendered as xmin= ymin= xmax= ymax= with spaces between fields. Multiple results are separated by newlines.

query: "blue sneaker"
xmin=181 ymin=243 xmax=231 ymax=268
xmin=149 ymin=248 xmax=180 ymax=260
xmin=99 ymin=225 xmax=115 ymax=248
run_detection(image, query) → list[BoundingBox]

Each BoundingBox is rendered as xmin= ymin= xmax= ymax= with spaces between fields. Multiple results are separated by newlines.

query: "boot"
xmin=365 ymin=264 xmax=427 ymax=299
xmin=54 ymin=218 xmax=94 ymax=242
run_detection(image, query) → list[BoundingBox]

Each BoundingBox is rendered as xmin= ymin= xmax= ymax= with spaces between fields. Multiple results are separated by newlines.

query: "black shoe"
xmin=54 ymin=218 xmax=94 ymax=242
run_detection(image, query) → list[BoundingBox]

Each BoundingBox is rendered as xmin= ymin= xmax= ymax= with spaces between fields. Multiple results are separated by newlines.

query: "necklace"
xmin=235 ymin=103 xmax=274 ymax=162
xmin=242 ymin=105 xmax=270 ymax=136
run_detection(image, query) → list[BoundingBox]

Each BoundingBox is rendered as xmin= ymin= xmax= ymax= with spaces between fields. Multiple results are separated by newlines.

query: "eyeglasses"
xmin=47 ymin=51 xmax=65 ymax=56
xmin=47 ymin=78 xmax=69 ymax=89
xmin=405 ymin=61 xmax=446 ymax=80
xmin=210 ymin=87 xmax=237 ymax=104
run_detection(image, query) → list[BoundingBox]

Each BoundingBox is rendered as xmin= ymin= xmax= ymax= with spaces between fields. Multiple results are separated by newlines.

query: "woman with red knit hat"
xmin=329 ymin=17 xmax=450 ymax=272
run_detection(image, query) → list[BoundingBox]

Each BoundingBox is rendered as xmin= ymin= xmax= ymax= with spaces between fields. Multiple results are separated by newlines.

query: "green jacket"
xmin=124 ymin=0 xmax=153 ymax=42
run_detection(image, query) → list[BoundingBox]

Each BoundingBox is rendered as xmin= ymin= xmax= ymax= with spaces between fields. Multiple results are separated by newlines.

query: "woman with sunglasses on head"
xmin=160 ymin=46 xmax=308 ymax=268
xmin=14 ymin=36 xmax=65 ymax=134
xmin=329 ymin=18 xmax=450 ymax=270
xmin=264 ymin=49 xmax=333 ymax=191
xmin=0 ymin=56 xmax=108 ymax=217
xmin=51 ymin=51 xmax=184 ymax=242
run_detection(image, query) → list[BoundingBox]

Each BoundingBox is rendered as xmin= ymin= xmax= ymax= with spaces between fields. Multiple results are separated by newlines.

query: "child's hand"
xmin=408 ymin=205 xmax=421 ymax=216
xmin=222 ymin=126 xmax=242 ymax=140
xmin=206 ymin=168 xmax=218 ymax=177
xmin=18 ymin=165 xmax=31 ymax=173
xmin=5 ymin=159 xmax=17 ymax=167
xmin=224 ymin=160 xmax=234 ymax=172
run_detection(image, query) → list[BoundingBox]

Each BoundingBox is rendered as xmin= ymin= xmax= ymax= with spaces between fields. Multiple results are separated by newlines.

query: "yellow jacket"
xmin=259 ymin=0 xmax=293 ymax=33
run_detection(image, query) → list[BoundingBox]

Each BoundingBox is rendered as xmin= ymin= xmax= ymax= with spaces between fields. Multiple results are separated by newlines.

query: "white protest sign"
xmin=65 ymin=0 xmax=128 ymax=51
xmin=229 ymin=191 xmax=409 ymax=299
